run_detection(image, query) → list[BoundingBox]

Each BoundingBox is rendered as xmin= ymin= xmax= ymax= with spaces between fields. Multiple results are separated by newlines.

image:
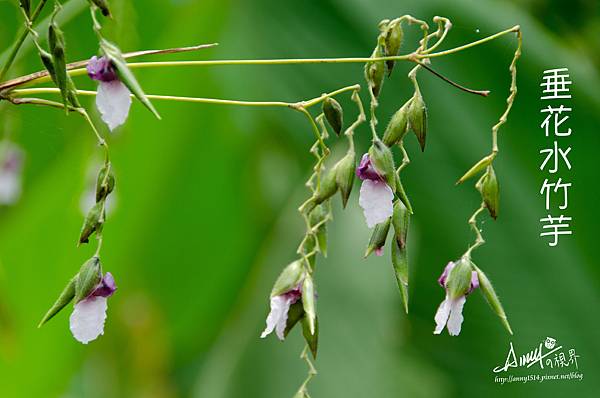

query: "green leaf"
xmin=100 ymin=38 xmax=161 ymax=120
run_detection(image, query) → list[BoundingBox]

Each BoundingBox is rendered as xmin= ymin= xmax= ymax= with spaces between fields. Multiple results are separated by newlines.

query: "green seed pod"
xmin=457 ymin=153 xmax=494 ymax=185
xmin=391 ymin=239 xmax=409 ymax=313
xmin=309 ymin=204 xmax=329 ymax=257
xmin=392 ymin=200 xmax=410 ymax=249
xmin=96 ymin=163 xmax=116 ymax=202
xmin=19 ymin=0 xmax=31 ymax=17
xmin=474 ymin=265 xmax=513 ymax=334
xmin=48 ymin=16 xmax=70 ymax=110
xmin=312 ymin=166 xmax=338 ymax=205
xmin=301 ymin=276 xmax=317 ymax=335
xmin=100 ymin=38 xmax=160 ymax=119
xmin=334 ymin=150 xmax=355 ymax=208
xmin=302 ymin=314 xmax=318 ymax=359
xmin=322 ymin=97 xmax=343 ymax=136
xmin=364 ymin=38 xmax=386 ymax=98
xmin=364 ymin=217 xmax=390 ymax=258
xmin=284 ymin=300 xmax=305 ymax=338
xmin=446 ymin=257 xmax=474 ymax=300
xmin=383 ymin=99 xmax=410 ymax=146
xmin=270 ymin=260 xmax=305 ymax=297
xmin=38 ymin=277 xmax=76 ymax=327
xmin=478 ymin=165 xmax=499 ymax=219
xmin=79 ymin=201 xmax=104 ymax=244
xmin=74 ymin=256 xmax=102 ymax=303
xmin=89 ymin=0 xmax=112 ymax=17
xmin=408 ymin=90 xmax=427 ymax=152
xmin=368 ymin=139 xmax=396 ymax=191
xmin=384 ymin=19 xmax=403 ymax=75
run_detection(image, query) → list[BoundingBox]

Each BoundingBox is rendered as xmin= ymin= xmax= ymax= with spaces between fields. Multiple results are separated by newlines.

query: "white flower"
xmin=359 ymin=179 xmax=394 ymax=228
xmin=261 ymin=289 xmax=301 ymax=340
xmin=96 ymin=80 xmax=132 ymax=131
xmin=70 ymin=296 xmax=108 ymax=344
xmin=434 ymin=294 xmax=467 ymax=336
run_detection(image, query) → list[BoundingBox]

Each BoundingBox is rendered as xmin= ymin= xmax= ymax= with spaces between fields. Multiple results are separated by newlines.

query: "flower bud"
xmin=96 ymin=163 xmax=115 ymax=202
xmin=302 ymin=314 xmax=318 ymax=359
xmin=312 ymin=166 xmax=338 ymax=205
xmin=37 ymin=48 xmax=58 ymax=86
xmin=48 ymin=16 xmax=70 ymax=109
xmin=78 ymin=201 xmax=104 ymax=244
xmin=301 ymin=275 xmax=316 ymax=335
xmin=74 ymin=256 xmax=102 ymax=303
xmin=38 ymin=277 xmax=76 ymax=327
xmin=322 ymin=97 xmax=343 ymax=136
xmin=392 ymin=200 xmax=409 ymax=249
xmin=368 ymin=139 xmax=396 ymax=191
xmin=364 ymin=217 xmax=390 ymax=258
xmin=408 ymin=90 xmax=427 ymax=152
xmin=309 ymin=204 xmax=328 ymax=257
xmin=270 ymin=260 xmax=305 ymax=297
xmin=100 ymin=38 xmax=160 ymax=119
xmin=89 ymin=0 xmax=112 ymax=17
xmin=383 ymin=19 xmax=403 ymax=75
xmin=456 ymin=153 xmax=494 ymax=185
xmin=383 ymin=99 xmax=410 ymax=146
xmin=364 ymin=38 xmax=386 ymax=98
xmin=334 ymin=150 xmax=355 ymax=208
xmin=474 ymin=265 xmax=512 ymax=334
xmin=478 ymin=165 xmax=499 ymax=219
xmin=391 ymin=239 xmax=409 ymax=313
xmin=445 ymin=257 xmax=474 ymax=300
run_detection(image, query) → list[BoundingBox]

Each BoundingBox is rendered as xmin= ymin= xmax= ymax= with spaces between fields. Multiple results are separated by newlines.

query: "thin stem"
xmin=0 ymin=0 xmax=49 ymax=81
xmin=464 ymin=203 xmax=486 ymax=257
xmin=413 ymin=60 xmax=490 ymax=97
xmin=424 ymin=25 xmax=520 ymax=58
xmin=296 ymin=344 xmax=317 ymax=397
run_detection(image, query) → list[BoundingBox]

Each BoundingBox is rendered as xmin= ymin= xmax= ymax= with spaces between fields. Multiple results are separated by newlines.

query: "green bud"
xmin=368 ymin=139 xmax=396 ymax=191
xmin=301 ymin=275 xmax=316 ymax=335
xmin=48 ymin=15 xmax=70 ymax=110
xmin=74 ymin=257 xmax=102 ymax=303
xmin=79 ymin=201 xmax=104 ymax=244
xmin=334 ymin=150 xmax=355 ymax=208
xmin=284 ymin=300 xmax=304 ymax=338
xmin=408 ymin=90 xmax=427 ymax=152
xmin=302 ymin=314 xmax=318 ymax=359
xmin=96 ymin=163 xmax=116 ymax=202
xmin=446 ymin=257 xmax=474 ymax=300
xmin=392 ymin=200 xmax=409 ymax=249
xmin=456 ymin=153 xmax=494 ymax=185
xmin=383 ymin=99 xmax=410 ymax=147
xmin=391 ymin=240 xmax=409 ymax=313
xmin=383 ymin=19 xmax=403 ymax=75
xmin=474 ymin=265 xmax=513 ymax=334
xmin=89 ymin=0 xmax=112 ymax=17
xmin=478 ymin=165 xmax=499 ymax=219
xmin=38 ymin=277 xmax=76 ymax=327
xmin=309 ymin=204 xmax=328 ymax=257
xmin=38 ymin=47 xmax=57 ymax=85
xmin=312 ymin=166 xmax=338 ymax=205
xmin=100 ymin=38 xmax=160 ymax=119
xmin=322 ymin=97 xmax=343 ymax=136
xmin=364 ymin=217 xmax=390 ymax=258
xmin=270 ymin=260 xmax=305 ymax=297
xmin=364 ymin=37 xmax=386 ymax=98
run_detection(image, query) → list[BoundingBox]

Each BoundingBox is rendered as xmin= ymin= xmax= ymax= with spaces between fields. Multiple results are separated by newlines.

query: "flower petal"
xmin=433 ymin=295 xmax=451 ymax=335
xmin=260 ymin=295 xmax=293 ymax=341
xmin=359 ymin=180 xmax=394 ymax=228
xmin=96 ymin=80 xmax=132 ymax=131
xmin=447 ymin=295 xmax=467 ymax=336
xmin=69 ymin=296 xmax=108 ymax=344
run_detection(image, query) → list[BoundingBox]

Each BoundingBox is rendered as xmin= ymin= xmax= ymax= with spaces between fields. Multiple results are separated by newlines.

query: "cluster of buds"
xmin=78 ymin=161 xmax=115 ymax=244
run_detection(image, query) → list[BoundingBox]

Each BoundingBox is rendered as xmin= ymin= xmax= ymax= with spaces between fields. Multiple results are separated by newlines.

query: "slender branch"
xmin=0 ymin=0 xmax=49 ymax=81
xmin=413 ymin=60 xmax=490 ymax=97
xmin=424 ymin=25 xmax=520 ymax=58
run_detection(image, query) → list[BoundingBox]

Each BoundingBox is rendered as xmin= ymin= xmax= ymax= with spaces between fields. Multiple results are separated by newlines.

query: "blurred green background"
xmin=0 ymin=0 xmax=599 ymax=396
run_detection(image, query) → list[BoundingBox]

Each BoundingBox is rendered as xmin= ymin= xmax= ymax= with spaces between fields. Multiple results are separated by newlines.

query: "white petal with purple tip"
xmin=359 ymin=179 xmax=394 ymax=228
xmin=96 ymin=80 xmax=132 ymax=131
xmin=69 ymin=296 xmax=108 ymax=344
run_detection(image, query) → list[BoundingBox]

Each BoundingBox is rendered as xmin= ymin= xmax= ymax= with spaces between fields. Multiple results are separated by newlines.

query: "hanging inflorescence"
xmin=1 ymin=2 xmax=522 ymax=397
